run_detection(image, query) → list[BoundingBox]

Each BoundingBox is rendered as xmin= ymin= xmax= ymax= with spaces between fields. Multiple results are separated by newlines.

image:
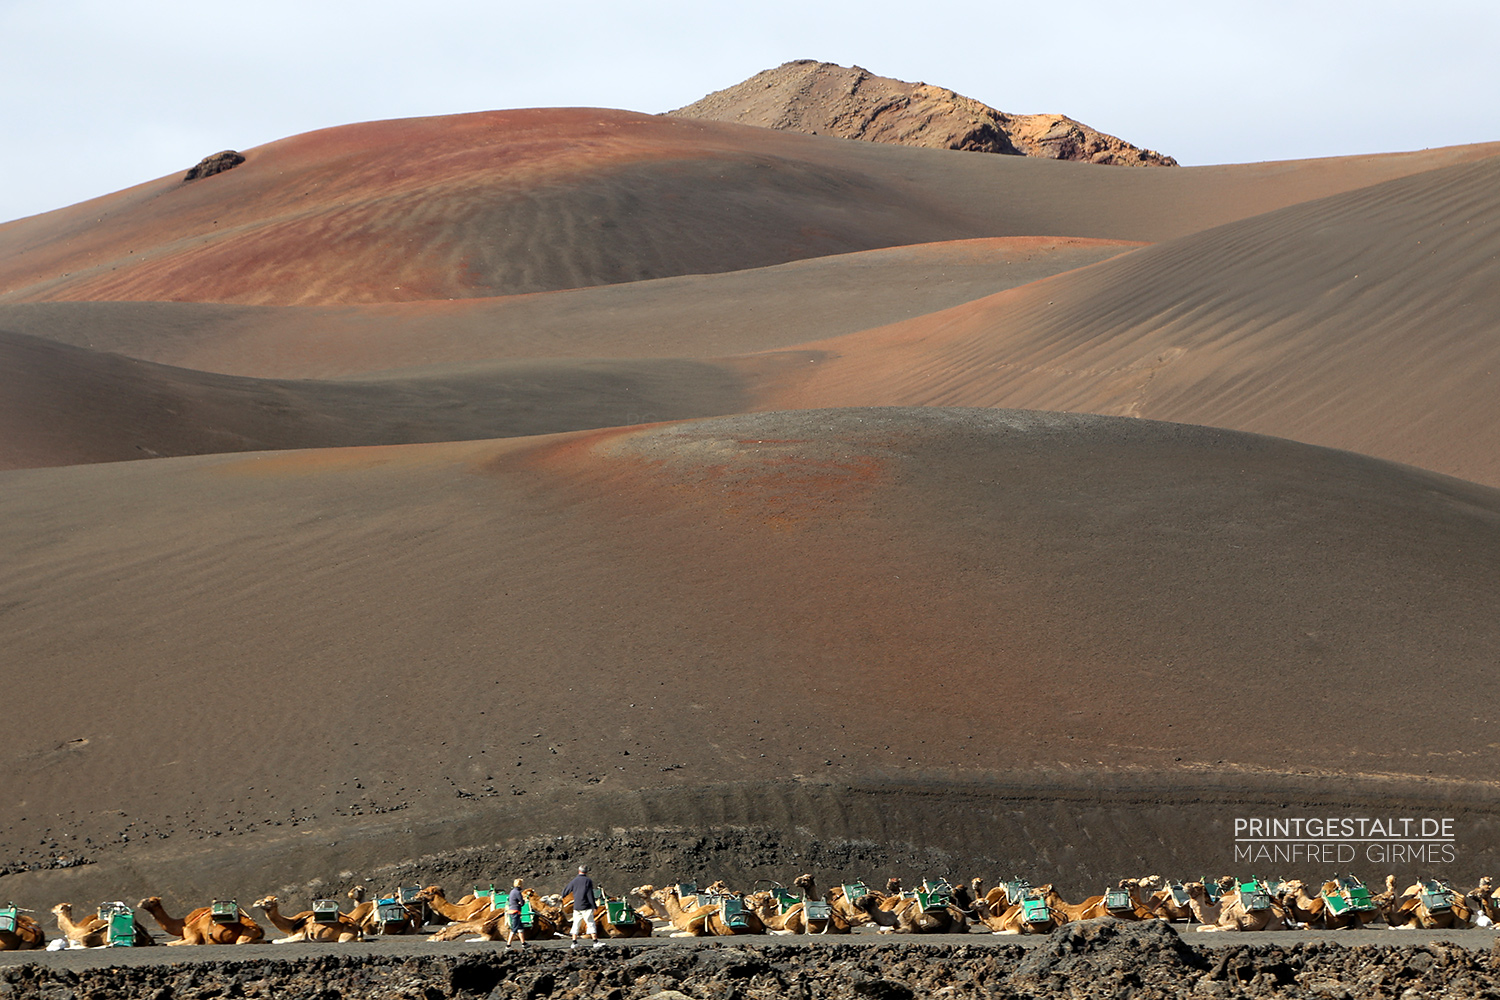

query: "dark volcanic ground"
xmin=7 ymin=921 xmax=1500 ymax=999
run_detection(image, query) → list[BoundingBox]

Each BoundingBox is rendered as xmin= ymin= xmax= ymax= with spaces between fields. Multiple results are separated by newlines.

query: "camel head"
xmin=420 ymin=885 xmax=445 ymax=900
xmin=51 ymin=903 xmax=71 ymax=917
xmin=138 ymin=896 xmax=163 ymax=910
xmin=347 ymin=886 xmax=366 ymax=902
xmin=793 ymin=873 xmax=816 ymax=894
xmin=630 ymin=884 xmax=656 ymax=899
xmin=253 ymin=895 xmax=278 ymax=910
xmin=885 ymin=878 xmax=902 ymax=894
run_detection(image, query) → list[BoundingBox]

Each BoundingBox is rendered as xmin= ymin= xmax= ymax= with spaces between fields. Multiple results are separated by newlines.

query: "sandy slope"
xmin=2 ymin=409 xmax=1499 ymax=902
xmin=1 ymin=108 xmax=1494 ymax=305
xmin=0 ymin=238 xmax=1140 ymax=378
xmin=0 ymin=329 xmax=775 ymax=470
xmin=758 ymin=153 xmax=1500 ymax=487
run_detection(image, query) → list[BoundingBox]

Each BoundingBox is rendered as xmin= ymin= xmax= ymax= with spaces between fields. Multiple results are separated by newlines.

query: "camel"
xmin=0 ymin=907 xmax=46 ymax=950
xmin=980 ymin=886 xmax=1063 ymax=936
xmin=966 ymin=878 xmax=1023 ymax=933
xmin=1370 ymin=874 xmax=1416 ymax=927
xmin=52 ymin=903 xmax=154 ymax=948
xmin=429 ymin=887 xmax=561 ymax=942
xmin=1099 ymin=879 xmax=1161 ymax=921
xmin=565 ymin=888 xmax=655 ymax=939
xmin=1391 ymin=880 xmax=1477 ymax=929
xmin=850 ymin=886 xmax=967 ymax=935
xmin=416 ymin=885 xmax=495 ymax=925
xmin=252 ymin=896 xmax=364 ymax=943
xmin=1193 ymin=881 xmax=1287 ymax=932
xmin=138 ymin=897 xmax=263 ymax=945
xmin=744 ymin=875 xmax=850 ymax=935
xmin=822 ymin=881 xmax=886 ymax=928
xmin=1316 ymin=877 xmax=1383 ymax=930
xmin=1459 ymin=877 xmax=1496 ymax=927
xmin=1183 ymin=882 xmax=1226 ymax=928
xmin=1143 ymin=878 xmax=1195 ymax=923
xmin=347 ymin=886 xmax=425 ymax=936
xmin=1275 ymin=881 xmax=1326 ymax=929
xmin=632 ymin=885 xmax=765 ymax=937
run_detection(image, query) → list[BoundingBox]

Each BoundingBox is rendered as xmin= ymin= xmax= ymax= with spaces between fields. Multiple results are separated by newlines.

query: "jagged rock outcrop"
xmin=183 ymin=150 xmax=245 ymax=181
xmin=670 ymin=60 xmax=1177 ymax=166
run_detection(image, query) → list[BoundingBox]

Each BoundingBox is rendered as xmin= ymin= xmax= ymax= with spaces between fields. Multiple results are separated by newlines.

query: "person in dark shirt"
xmin=504 ymin=878 xmax=527 ymax=948
xmin=561 ymin=865 xmax=601 ymax=948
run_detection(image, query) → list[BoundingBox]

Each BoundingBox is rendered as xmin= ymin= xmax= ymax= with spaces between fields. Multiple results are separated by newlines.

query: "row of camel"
xmin=4 ymin=872 xmax=1497 ymax=950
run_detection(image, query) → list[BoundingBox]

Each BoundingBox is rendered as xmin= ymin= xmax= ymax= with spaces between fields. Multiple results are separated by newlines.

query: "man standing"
xmin=504 ymin=878 xmax=527 ymax=948
xmin=562 ymin=865 xmax=601 ymax=948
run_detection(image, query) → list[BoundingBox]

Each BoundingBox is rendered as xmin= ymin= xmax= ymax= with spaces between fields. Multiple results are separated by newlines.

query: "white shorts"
xmin=571 ymin=908 xmax=597 ymax=934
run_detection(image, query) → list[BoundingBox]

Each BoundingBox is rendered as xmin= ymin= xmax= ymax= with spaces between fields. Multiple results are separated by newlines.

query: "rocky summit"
xmin=669 ymin=60 xmax=1178 ymax=166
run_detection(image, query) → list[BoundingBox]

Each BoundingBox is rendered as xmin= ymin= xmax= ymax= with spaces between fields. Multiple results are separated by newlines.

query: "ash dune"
xmin=762 ymin=152 xmax=1500 ymax=487
xmin=3 ymin=409 xmax=1500 ymax=901
xmin=0 ymin=237 xmax=1141 ymax=378
xmin=0 ymin=329 xmax=763 ymax=470
xmin=671 ymin=60 xmax=1179 ymax=166
xmin=1 ymin=108 xmax=1494 ymax=306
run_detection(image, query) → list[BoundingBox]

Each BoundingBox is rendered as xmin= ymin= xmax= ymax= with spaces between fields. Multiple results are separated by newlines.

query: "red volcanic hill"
xmin=0 ymin=108 xmax=1490 ymax=307
xmin=671 ymin=60 xmax=1179 ymax=166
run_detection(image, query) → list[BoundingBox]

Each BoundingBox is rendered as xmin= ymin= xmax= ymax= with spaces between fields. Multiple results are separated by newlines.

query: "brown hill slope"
xmin=2 ymin=108 xmax=1493 ymax=307
xmin=2 ymin=409 xmax=1499 ymax=903
xmin=0 ymin=330 xmax=763 ymax=470
xmin=760 ymin=152 xmax=1500 ymax=487
xmin=0 ymin=237 xmax=1140 ymax=378
xmin=671 ymin=60 xmax=1178 ymax=166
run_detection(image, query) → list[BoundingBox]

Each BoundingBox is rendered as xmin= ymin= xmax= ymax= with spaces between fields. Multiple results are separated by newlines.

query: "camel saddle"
xmin=773 ymin=888 xmax=802 ymax=915
xmin=674 ymin=882 xmax=698 ymax=902
xmin=721 ymin=897 xmax=752 ymax=929
xmin=1019 ymin=891 xmax=1051 ymax=925
xmin=1420 ymin=879 xmax=1454 ymax=912
xmin=397 ymin=885 xmax=424 ymax=905
xmin=376 ymin=898 xmax=407 ymax=927
xmin=312 ymin=899 xmax=342 ymax=924
xmin=1167 ymin=882 xmax=1191 ymax=908
xmin=803 ymin=899 xmax=832 ymax=921
xmin=917 ymin=879 xmax=953 ymax=913
xmin=1322 ymin=875 xmax=1376 ymax=916
xmin=1103 ymin=887 xmax=1133 ymax=912
xmin=210 ymin=900 xmax=239 ymax=924
xmin=472 ymin=884 xmax=496 ymax=902
xmin=98 ymin=902 xmax=136 ymax=947
xmin=1238 ymin=880 xmax=1272 ymax=912
xmin=1001 ymin=879 xmax=1031 ymax=905
xmin=0 ymin=905 xmax=16 ymax=933
xmin=604 ymin=898 xmax=637 ymax=926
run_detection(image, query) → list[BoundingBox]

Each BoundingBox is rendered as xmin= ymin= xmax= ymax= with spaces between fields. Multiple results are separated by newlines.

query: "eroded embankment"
xmin=6 ymin=921 xmax=1500 ymax=1000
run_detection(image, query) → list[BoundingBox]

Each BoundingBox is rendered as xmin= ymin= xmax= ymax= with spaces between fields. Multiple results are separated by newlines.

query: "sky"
xmin=2 ymin=0 xmax=1498 ymax=224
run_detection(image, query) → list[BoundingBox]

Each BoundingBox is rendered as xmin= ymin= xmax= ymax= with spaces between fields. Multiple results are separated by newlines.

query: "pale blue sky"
xmin=2 ymin=0 xmax=1497 ymax=223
